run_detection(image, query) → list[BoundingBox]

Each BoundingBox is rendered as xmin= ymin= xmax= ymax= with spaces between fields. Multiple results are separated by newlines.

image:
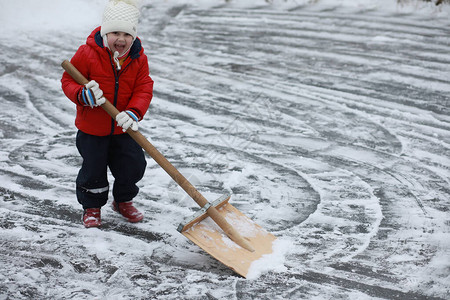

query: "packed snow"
xmin=0 ymin=0 xmax=449 ymax=299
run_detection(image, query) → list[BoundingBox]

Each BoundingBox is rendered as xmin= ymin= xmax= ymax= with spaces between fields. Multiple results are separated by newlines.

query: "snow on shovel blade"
xmin=178 ymin=194 xmax=277 ymax=278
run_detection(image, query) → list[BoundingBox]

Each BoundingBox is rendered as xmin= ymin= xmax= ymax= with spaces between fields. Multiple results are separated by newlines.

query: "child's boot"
xmin=112 ymin=201 xmax=144 ymax=223
xmin=83 ymin=208 xmax=101 ymax=228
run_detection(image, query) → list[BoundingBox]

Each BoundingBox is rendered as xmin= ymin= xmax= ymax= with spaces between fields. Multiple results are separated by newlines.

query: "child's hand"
xmin=116 ymin=110 xmax=139 ymax=132
xmin=80 ymin=80 xmax=106 ymax=108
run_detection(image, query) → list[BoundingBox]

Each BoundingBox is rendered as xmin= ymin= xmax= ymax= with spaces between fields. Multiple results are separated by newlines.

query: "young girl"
xmin=61 ymin=0 xmax=154 ymax=228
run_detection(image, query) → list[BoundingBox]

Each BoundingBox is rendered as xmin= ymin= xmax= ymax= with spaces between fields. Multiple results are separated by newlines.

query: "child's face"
xmin=106 ymin=32 xmax=133 ymax=56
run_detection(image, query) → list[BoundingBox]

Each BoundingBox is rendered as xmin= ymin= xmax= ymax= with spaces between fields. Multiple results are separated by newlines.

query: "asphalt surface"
xmin=0 ymin=3 xmax=449 ymax=299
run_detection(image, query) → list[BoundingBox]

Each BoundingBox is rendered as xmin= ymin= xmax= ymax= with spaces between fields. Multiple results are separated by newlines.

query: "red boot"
xmin=83 ymin=208 xmax=101 ymax=228
xmin=112 ymin=201 xmax=144 ymax=223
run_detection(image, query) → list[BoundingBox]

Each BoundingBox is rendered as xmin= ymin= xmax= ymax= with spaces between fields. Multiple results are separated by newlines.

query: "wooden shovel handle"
xmin=61 ymin=60 xmax=254 ymax=252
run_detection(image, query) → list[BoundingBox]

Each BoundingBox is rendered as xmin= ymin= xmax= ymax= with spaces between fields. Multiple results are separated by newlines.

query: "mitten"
xmin=80 ymin=80 xmax=106 ymax=108
xmin=116 ymin=110 xmax=139 ymax=132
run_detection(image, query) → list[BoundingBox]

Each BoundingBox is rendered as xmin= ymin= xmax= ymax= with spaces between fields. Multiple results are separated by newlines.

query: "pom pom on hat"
xmin=100 ymin=0 xmax=140 ymax=40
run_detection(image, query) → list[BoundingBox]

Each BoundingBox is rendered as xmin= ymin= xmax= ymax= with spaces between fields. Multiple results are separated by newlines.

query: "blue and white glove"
xmin=80 ymin=80 xmax=106 ymax=108
xmin=116 ymin=110 xmax=139 ymax=132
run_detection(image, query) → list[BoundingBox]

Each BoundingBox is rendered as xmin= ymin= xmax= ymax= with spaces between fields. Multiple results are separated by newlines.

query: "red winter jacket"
xmin=61 ymin=27 xmax=153 ymax=136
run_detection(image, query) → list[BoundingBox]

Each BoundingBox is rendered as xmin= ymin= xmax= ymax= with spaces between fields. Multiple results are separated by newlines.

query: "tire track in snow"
xmin=143 ymin=5 xmax=449 ymax=297
xmin=165 ymin=11 xmax=450 ymax=115
xmin=1 ymin=3 xmax=449 ymax=299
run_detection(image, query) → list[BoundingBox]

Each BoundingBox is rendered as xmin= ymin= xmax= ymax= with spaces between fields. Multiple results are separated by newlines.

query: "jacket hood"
xmin=86 ymin=26 xmax=143 ymax=60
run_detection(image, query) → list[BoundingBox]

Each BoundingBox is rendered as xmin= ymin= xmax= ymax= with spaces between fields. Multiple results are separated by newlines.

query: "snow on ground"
xmin=0 ymin=0 xmax=449 ymax=299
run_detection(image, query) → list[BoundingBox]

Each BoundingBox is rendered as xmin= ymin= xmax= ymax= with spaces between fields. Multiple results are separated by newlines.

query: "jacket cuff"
xmin=77 ymin=86 xmax=85 ymax=106
xmin=127 ymin=108 xmax=142 ymax=121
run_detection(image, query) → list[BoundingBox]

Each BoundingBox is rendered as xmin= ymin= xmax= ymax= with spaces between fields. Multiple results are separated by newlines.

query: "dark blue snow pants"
xmin=75 ymin=130 xmax=147 ymax=209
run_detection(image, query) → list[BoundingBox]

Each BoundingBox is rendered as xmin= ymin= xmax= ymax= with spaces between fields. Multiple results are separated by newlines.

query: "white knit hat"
xmin=100 ymin=0 xmax=140 ymax=40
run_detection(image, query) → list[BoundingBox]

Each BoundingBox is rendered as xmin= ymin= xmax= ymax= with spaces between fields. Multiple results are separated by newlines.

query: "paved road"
xmin=0 ymin=3 xmax=449 ymax=299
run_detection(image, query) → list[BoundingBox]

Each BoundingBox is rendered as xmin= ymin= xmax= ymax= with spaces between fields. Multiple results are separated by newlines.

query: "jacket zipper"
xmin=108 ymin=54 xmax=132 ymax=135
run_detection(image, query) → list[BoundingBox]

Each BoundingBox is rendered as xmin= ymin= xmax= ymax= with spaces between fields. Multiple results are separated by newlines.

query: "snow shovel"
xmin=61 ymin=60 xmax=277 ymax=277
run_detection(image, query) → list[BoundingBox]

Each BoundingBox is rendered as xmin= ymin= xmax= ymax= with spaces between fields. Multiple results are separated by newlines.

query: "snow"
xmin=246 ymin=238 xmax=292 ymax=280
xmin=2 ymin=0 xmax=449 ymax=38
xmin=1 ymin=0 xmax=104 ymax=37
xmin=1 ymin=0 xmax=450 ymax=299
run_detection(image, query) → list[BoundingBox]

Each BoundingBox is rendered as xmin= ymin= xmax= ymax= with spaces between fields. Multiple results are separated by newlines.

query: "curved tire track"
xmin=1 ymin=3 xmax=449 ymax=299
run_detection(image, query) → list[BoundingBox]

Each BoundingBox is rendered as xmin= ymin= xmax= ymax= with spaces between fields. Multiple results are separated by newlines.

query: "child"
xmin=61 ymin=0 xmax=154 ymax=228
